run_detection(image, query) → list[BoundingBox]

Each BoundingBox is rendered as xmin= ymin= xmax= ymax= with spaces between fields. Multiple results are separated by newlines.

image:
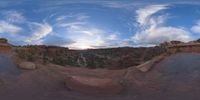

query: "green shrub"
xmin=27 ymin=53 xmax=36 ymax=61
xmin=52 ymin=56 xmax=67 ymax=66
xmin=16 ymin=49 xmax=26 ymax=59
xmin=87 ymin=61 xmax=97 ymax=69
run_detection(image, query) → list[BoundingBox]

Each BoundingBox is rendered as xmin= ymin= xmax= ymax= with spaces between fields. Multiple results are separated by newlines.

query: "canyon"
xmin=0 ymin=38 xmax=200 ymax=100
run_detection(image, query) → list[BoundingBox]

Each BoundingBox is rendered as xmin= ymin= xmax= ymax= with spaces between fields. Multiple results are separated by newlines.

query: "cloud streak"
xmin=2 ymin=10 xmax=26 ymax=23
xmin=132 ymin=5 xmax=192 ymax=46
xmin=0 ymin=20 xmax=22 ymax=34
xmin=25 ymin=22 xmax=53 ymax=44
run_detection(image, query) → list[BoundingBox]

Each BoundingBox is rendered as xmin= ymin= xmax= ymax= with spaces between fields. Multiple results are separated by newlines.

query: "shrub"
xmin=52 ymin=56 xmax=67 ymax=66
xmin=27 ymin=53 xmax=36 ymax=61
xmin=87 ymin=61 xmax=97 ymax=69
xmin=16 ymin=49 xmax=26 ymax=59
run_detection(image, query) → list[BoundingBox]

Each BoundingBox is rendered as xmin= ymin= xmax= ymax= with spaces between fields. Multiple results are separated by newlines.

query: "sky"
xmin=1 ymin=0 xmax=200 ymax=49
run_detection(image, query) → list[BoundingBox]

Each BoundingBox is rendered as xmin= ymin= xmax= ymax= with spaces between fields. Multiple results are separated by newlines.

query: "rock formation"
xmin=0 ymin=38 xmax=11 ymax=52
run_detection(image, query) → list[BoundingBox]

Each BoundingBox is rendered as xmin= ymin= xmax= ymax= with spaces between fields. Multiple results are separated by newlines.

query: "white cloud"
xmin=2 ymin=10 xmax=25 ymax=23
xmin=56 ymin=13 xmax=89 ymax=22
xmin=55 ymin=12 xmax=121 ymax=49
xmin=59 ymin=22 xmax=86 ymax=29
xmin=106 ymin=34 xmax=117 ymax=40
xmin=79 ymin=28 xmax=103 ymax=36
xmin=0 ymin=20 xmax=22 ymax=34
xmin=67 ymin=36 xmax=105 ymax=49
xmin=136 ymin=4 xmax=167 ymax=26
xmin=133 ymin=27 xmax=191 ymax=45
xmin=76 ymin=15 xmax=90 ymax=21
xmin=60 ymin=21 xmax=120 ymax=49
xmin=65 ymin=26 xmax=106 ymax=49
xmin=191 ymin=20 xmax=200 ymax=33
xmin=26 ymin=22 xmax=52 ymax=43
xmin=55 ymin=14 xmax=104 ymax=49
xmin=133 ymin=5 xmax=192 ymax=46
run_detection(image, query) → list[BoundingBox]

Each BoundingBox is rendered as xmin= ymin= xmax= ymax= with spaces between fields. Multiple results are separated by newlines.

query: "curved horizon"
xmin=0 ymin=0 xmax=200 ymax=49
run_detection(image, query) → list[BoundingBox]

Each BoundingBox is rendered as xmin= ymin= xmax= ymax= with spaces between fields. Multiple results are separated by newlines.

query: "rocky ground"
xmin=0 ymin=53 xmax=199 ymax=100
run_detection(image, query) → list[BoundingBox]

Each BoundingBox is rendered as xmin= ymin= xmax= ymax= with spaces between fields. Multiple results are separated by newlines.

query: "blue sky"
xmin=1 ymin=0 xmax=200 ymax=49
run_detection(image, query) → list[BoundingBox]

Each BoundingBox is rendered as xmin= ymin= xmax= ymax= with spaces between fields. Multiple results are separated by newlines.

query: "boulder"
xmin=18 ymin=62 xmax=36 ymax=70
xmin=65 ymin=76 xmax=123 ymax=95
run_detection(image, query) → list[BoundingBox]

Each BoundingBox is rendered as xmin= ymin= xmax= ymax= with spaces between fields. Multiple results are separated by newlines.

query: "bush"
xmin=42 ymin=53 xmax=48 ymax=64
xmin=16 ymin=49 xmax=26 ymax=59
xmin=52 ymin=56 xmax=67 ymax=66
xmin=27 ymin=54 xmax=35 ymax=61
xmin=87 ymin=61 xmax=97 ymax=69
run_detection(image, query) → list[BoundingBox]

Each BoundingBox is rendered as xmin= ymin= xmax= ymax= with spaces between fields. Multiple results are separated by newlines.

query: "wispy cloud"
xmin=54 ymin=13 xmax=104 ymax=49
xmin=58 ymin=22 xmax=86 ymax=28
xmin=0 ymin=20 xmax=22 ymax=34
xmin=136 ymin=5 xmax=168 ymax=26
xmin=25 ymin=22 xmax=53 ymax=44
xmin=56 ymin=14 xmax=120 ymax=49
xmin=65 ymin=26 xmax=106 ymax=49
xmin=1 ymin=10 xmax=26 ymax=23
xmin=56 ymin=13 xmax=89 ymax=22
xmin=106 ymin=34 xmax=117 ymax=40
xmin=132 ymin=5 xmax=192 ymax=46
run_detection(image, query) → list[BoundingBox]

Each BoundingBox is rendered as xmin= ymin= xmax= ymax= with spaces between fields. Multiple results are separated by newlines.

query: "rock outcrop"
xmin=0 ymin=38 xmax=11 ymax=52
xmin=65 ymin=76 xmax=123 ymax=95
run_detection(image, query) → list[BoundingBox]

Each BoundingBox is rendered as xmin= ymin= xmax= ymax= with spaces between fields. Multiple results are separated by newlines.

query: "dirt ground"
xmin=0 ymin=53 xmax=200 ymax=100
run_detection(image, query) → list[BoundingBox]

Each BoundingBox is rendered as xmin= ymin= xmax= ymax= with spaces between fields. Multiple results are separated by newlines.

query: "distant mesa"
xmin=0 ymin=38 xmax=8 ymax=44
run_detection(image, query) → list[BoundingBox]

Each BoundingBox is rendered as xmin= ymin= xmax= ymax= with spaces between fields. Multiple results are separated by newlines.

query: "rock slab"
xmin=65 ymin=76 xmax=123 ymax=95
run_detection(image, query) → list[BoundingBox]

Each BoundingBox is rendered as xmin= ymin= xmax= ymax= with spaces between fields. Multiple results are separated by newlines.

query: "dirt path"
xmin=0 ymin=54 xmax=20 ymax=79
